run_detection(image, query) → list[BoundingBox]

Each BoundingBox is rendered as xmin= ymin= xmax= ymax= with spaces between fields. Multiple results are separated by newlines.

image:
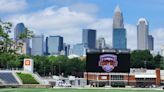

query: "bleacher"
xmin=0 ymin=70 xmax=51 ymax=88
xmin=0 ymin=72 xmax=19 ymax=85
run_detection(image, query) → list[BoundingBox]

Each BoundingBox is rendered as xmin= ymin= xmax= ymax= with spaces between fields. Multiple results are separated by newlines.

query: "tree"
xmin=64 ymin=58 xmax=85 ymax=77
xmin=18 ymin=27 xmax=34 ymax=40
xmin=153 ymin=54 xmax=163 ymax=68
xmin=160 ymin=58 xmax=164 ymax=69
xmin=0 ymin=20 xmax=13 ymax=53
xmin=130 ymin=50 xmax=164 ymax=69
xmin=0 ymin=53 xmax=20 ymax=69
xmin=33 ymin=55 xmax=50 ymax=76
xmin=130 ymin=50 xmax=153 ymax=68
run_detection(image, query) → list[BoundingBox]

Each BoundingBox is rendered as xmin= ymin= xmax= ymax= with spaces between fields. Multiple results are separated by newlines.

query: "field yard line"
xmin=52 ymin=87 xmax=163 ymax=91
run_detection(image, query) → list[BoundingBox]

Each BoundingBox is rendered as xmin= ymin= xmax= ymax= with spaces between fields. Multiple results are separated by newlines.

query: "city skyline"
xmin=1 ymin=0 xmax=164 ymax=51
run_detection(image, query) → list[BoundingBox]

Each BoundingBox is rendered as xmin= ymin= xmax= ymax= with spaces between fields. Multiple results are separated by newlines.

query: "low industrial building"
xmin=84 ymin=68 xmax=164 ymax=87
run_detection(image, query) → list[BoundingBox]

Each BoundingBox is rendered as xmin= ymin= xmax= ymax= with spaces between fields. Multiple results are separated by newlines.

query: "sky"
xmin=1 ymin=0 xmax=164 ymax=51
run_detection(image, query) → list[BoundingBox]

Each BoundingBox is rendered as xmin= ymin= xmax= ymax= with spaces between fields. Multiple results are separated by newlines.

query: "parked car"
xmin=57 ymin=80 xmax=71 ymax=87
xmin=61 ymin=83 xmax=71 ymax=87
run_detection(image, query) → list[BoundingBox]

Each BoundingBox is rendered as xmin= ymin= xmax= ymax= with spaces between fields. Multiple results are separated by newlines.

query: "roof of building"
xmin=130 ymin=68 xmax=156 ymax=76
xmin=114 ymin=5 xmax=121 ymax=13
xmin=137 ymin=18 xmax=148 ymax=25
xmin=135 ymin=74 xmax=156 ymax=78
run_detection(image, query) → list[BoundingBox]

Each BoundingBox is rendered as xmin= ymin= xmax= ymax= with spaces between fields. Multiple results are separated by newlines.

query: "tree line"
xmin=0 ymin=54 xmax=86 ymax=77
xmin=130 ymin=50 xmax=164 ymax=69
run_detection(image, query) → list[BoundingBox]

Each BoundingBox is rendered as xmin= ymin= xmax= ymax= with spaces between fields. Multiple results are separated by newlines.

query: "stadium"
xmin=0 ymin=50 xmax=164 ymax=92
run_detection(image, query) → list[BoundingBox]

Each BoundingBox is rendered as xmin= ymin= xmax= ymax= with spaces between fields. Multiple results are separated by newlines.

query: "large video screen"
xmin=86 ymin=52 xmax=130 ymax=73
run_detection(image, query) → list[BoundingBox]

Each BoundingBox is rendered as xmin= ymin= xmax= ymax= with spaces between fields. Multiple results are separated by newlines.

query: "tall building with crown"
xmin=137 ymin=18 xmax=154 ymax=50
xmin=112 ymin=5 xmax=127 ymax=49
xmin=137 ymin=18 xmax=149 ymax=50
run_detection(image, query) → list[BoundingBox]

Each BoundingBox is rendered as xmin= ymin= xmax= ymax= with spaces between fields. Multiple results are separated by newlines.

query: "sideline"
xmin=53 ymin=87 xmax=163 ymax=91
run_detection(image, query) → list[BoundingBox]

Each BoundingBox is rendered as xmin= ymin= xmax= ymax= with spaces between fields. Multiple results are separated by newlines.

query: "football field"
xmin=0 ymin=88 xmax=163 ymax=92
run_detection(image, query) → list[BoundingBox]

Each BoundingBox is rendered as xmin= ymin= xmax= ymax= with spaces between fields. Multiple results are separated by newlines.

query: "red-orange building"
xmin=84 ymin=68 xmax=164 ymax=87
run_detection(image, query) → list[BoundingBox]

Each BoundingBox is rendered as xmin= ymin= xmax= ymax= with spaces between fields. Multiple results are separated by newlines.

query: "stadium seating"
xmin=0 ymin=72 xmax=19 ymax=85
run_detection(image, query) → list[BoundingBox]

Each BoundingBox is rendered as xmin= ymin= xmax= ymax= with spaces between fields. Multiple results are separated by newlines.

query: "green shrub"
xmin=111 ymin=82 xmax=125 ymax=87
xmin=17 ymin=73 xmax=39 ymax=84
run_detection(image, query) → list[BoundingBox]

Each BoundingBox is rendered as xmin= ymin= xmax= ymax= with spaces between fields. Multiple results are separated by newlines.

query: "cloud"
xmin=88 ymin=18 xmax=113 ymax=45
xmin=7 ymin=6 xmax=95 ymax=44
xmin=0 ymin=0 xmax=27 ymax=13
xmin=52 ymin=0 xmax=77 ymax=4
xmin=125 ymin=24 xmax=137 ymax=50
xmin=70 ymin=2 xmax=99 ymax=14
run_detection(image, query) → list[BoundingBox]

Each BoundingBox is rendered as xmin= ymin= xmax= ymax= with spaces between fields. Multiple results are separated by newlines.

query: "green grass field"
xmin=0 ymin=88 xmax=163 ymax=92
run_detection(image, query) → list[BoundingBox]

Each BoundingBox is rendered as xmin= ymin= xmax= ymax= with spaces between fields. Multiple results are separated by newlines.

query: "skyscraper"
xmin=72 ymin=43 xmax=86 ymax=56
xmin=82 ymin=29 xmax=96 ymax=49
xmin=46 ymin=35 xmax=63 ymax=55
xmin=31 ymin=35 xmax=44 ymax=56
xmin=113 ymin=28 xmax=127 ymax=49
xmin=64 ymin=43 xmax=70 ymax=56
xmin=113 ymin=5 xmax=124 ymax=29
xmin=45 ymin=37 xmax=49 ymax=55
xmin=14 ymin=23 xmax=30 ymax=54
xmin=96 ymin=37 xmax=106 ymax=49
xmin=14 ymin=23 xmax=26 ymax=41
xmin=112 ymin=5 xmax=127 ymax=49
xmin=148 ymin=35 xmax=154 ymax=50
xmin=137 ymin=18 xmax=149 ymax=50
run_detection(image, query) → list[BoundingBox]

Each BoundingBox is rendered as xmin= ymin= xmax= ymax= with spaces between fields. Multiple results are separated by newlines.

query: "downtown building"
xmin=70 ymin=29 xmax=96 ymax=57
xmin=96 ymin=37 xmax=106 ymax=49
xmin=31 ymin=35 xmax=44 ymax=56
xmin=63 ymin=43 xmax=70 ymax=56
xmin=82 ymin=29 xmax=96 ymax=50
xmin=148 ymin=35 xmax=154 ymax=50
xmin=14 ymin=23 xmax=26 ymax=41
xmin=14 ymin=23 xmax=30 ymax=54
xmin=137 ymin=18 xmax=154 ymax=50
xmin=112 ymin=5 xmax=127 ymax=49
xmin=72 ymin=43 xmax=86 ymax=57
xmin=46 ymin=35 xmax=63 ymax=55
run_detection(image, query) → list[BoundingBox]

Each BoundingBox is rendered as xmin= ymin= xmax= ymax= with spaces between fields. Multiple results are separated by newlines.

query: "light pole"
xmin=51 ymin=65 xmax=53 ymax=75
xmin=44 ymin=67 xmax=46 ymax=76
xmin=144 ymin=61 xmax=147 ymax=69
xmin=54 ymin=65 xmax=56 ymax=75
xmin=58 ymin=61 xmax=61 ymax=76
